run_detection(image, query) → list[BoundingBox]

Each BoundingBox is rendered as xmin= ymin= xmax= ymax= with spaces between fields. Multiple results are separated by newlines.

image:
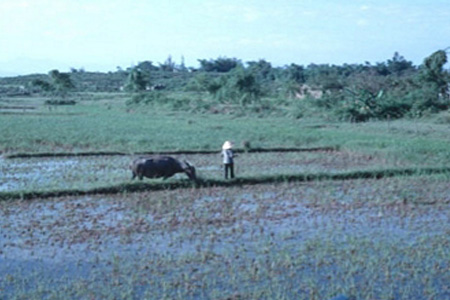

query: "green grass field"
xmin=1 ymin=93 xmax=449 ymax=166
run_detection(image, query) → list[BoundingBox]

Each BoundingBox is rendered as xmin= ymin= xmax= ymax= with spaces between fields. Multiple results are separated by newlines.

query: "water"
xmin=1 ymin=161 xmax=448 ymax=298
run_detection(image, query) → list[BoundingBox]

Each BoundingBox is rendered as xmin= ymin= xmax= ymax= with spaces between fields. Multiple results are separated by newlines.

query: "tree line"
xmin=124 ymin=50 xmax=449 ymax=121
xmin=1 ymin=50 xmax=449 ymax=121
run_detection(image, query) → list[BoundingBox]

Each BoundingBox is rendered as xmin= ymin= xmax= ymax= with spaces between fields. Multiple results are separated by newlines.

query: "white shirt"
xmin=222 ymin=149 xmax=234 ymax=164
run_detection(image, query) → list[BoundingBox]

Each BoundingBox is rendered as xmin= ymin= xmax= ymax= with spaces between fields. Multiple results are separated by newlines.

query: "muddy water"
xmin=1 ymin=177 xmax=448 ymax=298
xmin=0 ymin=156 xmax=130 ymax=192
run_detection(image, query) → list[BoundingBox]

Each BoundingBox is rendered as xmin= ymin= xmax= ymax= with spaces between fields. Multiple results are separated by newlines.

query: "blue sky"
xmin=1 ymin=0 xmax=449 ymax=75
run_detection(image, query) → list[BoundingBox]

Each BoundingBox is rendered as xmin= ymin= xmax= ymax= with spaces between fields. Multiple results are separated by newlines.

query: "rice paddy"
xmin=0 ymin=175 xmax=449 ymax=299
xmin=0 ymin=95 xmax=449 ymax=299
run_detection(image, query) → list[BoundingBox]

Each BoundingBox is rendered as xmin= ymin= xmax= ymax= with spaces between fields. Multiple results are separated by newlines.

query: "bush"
xmin=125 ymin=91 xmax=169 ymax=106
xmin=212 ymin=67 xmax=264 ymax=105
xmin=372 ymin=94 xmax=411 ymax=119
xmin=125 ymin=91 xmax=215 ymax=114
xmin=434 ymin=110 xmax=450 ymax=124
xmin=44 ymin=99 xmax=77 ymax=105
xmin=407 ymin=86 xmax=450 ymax=117
xmin=331 ymin=82 xmax=445 ymax=121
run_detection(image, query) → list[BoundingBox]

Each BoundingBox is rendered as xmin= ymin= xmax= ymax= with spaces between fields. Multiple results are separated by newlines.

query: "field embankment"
xmin=1 ymin=166 xmax=450 ymax=201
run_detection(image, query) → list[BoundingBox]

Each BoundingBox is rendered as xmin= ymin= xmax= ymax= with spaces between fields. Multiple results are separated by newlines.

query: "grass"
xmin=1 ymin=96 xmax=318 ymax=153
xmin=1 ymin=94 xmax=450 ymax=169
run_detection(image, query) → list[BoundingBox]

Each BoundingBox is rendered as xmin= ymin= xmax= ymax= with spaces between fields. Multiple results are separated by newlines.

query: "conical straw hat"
xmin=222 ymin=141 xmax=233 ymax=150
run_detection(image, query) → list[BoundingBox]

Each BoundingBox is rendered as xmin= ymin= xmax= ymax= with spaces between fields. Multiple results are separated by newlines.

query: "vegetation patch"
xmin=44 ymin=99 xmax=77 ymax=105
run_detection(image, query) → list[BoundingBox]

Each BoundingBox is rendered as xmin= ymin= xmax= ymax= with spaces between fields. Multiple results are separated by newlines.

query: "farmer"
xmin=221 ymin=141 xmax=237 ymax=179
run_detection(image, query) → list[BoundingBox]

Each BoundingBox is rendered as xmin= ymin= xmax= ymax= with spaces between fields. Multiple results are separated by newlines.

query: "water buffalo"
xmin=130 ymin=156 xmax=196 ymax=181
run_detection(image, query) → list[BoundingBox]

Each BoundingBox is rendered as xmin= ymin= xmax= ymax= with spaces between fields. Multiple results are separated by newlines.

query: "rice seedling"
xmin=0 ymin=176 xmax=448 ymax=299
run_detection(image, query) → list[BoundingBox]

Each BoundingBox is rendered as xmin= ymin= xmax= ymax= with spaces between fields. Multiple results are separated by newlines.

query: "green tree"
xmin=125 ymin=68 xmax=148 ymax=92
xmin=159 ymin=55 xmax=176 ymax=72
xmin=198 ymin=57 xmax=241 ymax=72
xmin=185 ymin=72 xmax=221 ymax=94
xmin=30 ymin=69 xmax=74 ymax=98
xmin=420 ymin=50 xmax=449 ymax=97
xmin=136 ymin=61 xmax=158 ymax=72
xmin=247 ymin=59 xmax=274 ymax=82
xmin=376 ymin=52 xmax=415 ymax=76
xmin=49 ymin=70 xmax=75 ymax=95
xmin=31 ymin=79 xmax=53 ymax=92
xmin=285 ymin=63 xmax=306 ymax=83
xmin=214 ymin=67 xmax=263 ymax=105
xmin=386 ymin=52 xmax=414 ymax=75
xmin=305 ymin=64 xmax=344 ymax=91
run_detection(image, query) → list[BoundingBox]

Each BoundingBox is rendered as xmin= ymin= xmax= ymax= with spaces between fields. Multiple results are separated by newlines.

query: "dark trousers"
xmin=224 ymin=163 xmax=234 ymax=179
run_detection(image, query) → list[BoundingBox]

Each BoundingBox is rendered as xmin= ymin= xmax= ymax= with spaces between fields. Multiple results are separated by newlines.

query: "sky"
xmin=1 ymin=0 xmax=449 ymax=76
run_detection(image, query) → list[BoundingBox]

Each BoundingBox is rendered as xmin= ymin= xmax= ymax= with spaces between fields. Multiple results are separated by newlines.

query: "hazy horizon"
xmin=1 ymin=0 xmax=449 ymax=76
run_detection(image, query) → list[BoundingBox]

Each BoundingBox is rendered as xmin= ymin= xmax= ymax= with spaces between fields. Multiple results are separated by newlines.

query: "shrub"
xmin=126 ymin=91 xmax=169 ymax=106
xmin=44 ymin=99 xmax=77 ymax=105
xmin=407 ymin=85 xmax=450 ymax=117
xmin=212 ymin=67 xmax=264 ymax=105
xmin=434 ymin=110 xmax=450 ymax=124
xmin=373 ymin=94 xmax=411 ymax=119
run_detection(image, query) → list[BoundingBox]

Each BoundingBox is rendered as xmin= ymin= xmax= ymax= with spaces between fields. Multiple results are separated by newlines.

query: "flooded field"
xmin=1 ymin=176 xmax=449 ymax=299
xmin=1 ymin=150 xmax=402 ymax=193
